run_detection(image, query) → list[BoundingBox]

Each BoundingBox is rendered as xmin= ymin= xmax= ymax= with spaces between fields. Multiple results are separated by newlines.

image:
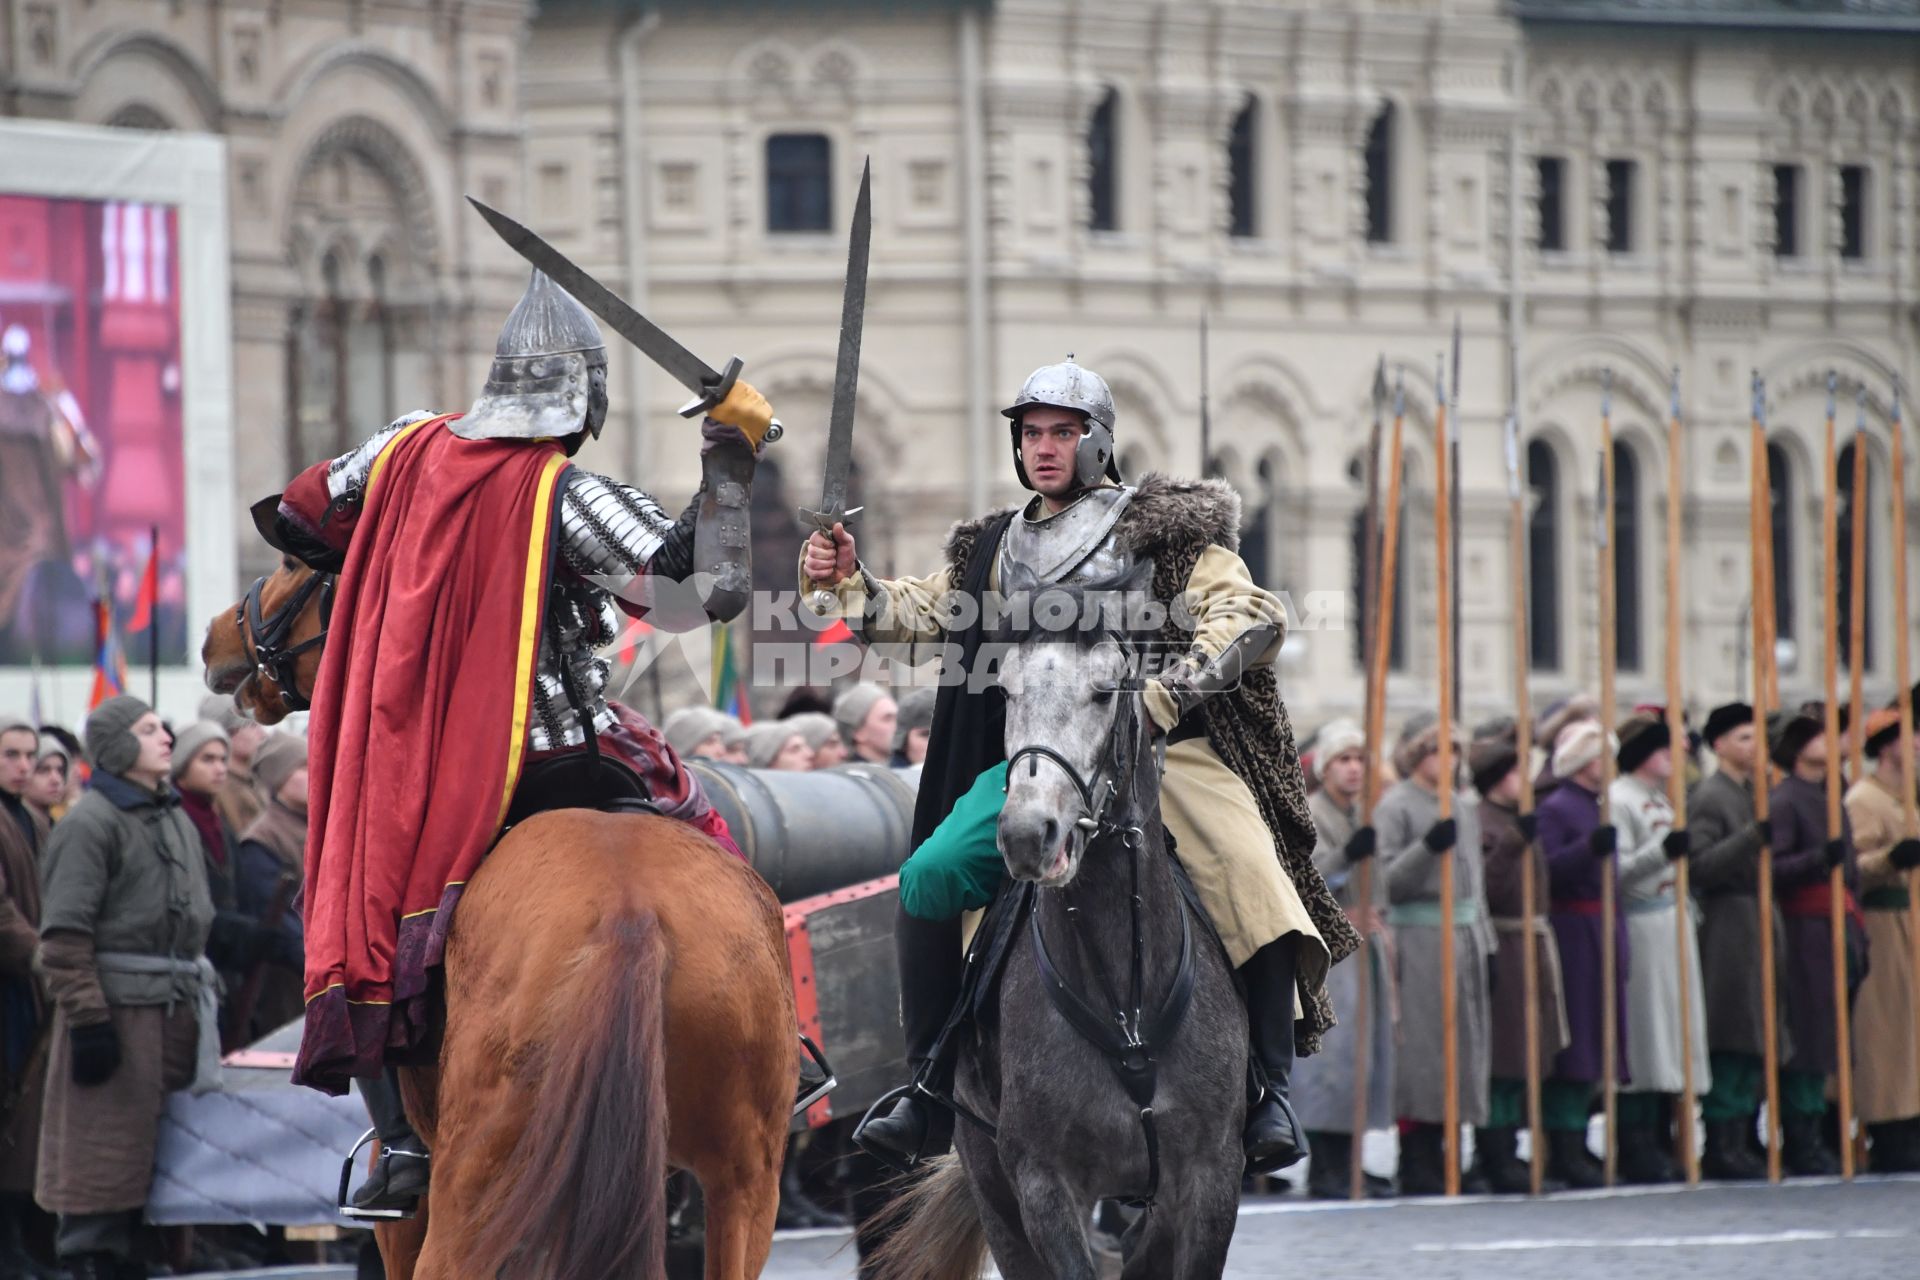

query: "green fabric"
xmin=1489 ymin=1079 xmax=1526 ymax=1128
xmin=1781 ymin=1069 xmax=1827 ymax=1118
xmin=1863 ymin=887 xmax=1909 ymax=911
xmin=1703 ymin=1052 xmax=1763 ymax=1121
xmin=897 ymin=762 xmax=1009 ymax=921
xmin=1616 ymin=1091 xmax=1669 ymax=1126
xmin=1543 ymin=1079 xmax=1592 ymax=1132
xmin=1384 ymin=900 xmax=1485 ymax=928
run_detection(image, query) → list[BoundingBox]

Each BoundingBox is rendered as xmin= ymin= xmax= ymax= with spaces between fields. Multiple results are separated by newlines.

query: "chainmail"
xmin=326 ymin=411 xmax=431 ymax=500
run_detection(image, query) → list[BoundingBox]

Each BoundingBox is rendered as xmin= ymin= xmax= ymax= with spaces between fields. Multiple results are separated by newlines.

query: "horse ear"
xmin=251 ymin=494 xmax=293 ymax=555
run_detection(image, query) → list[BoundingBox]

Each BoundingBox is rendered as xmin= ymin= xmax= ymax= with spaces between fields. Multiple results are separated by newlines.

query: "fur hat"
xmin=1468 ymin=729 xmax=1521 ymax=797
xmin=1536 ymin=693 xmax=1601 ymax=755
xmin=1550 ymin=719 xmax=1612 ymax=782
xmin=251 ymin=732 xmax=308 ymax=799
xmin=1313 ymin=718 xmax=1367 ymax=781
xmin=893 ymin=686 xmax=937 ymax=754
xmin=168 ymin=720 xmax=229 ymax=783
xmin=744 ymin=722 xmax=806 ymax=769
xmin=1391 ymin=712 xmax=1462 ymax=780
xmin=1861 ymin=709 xmax=1905 ymax=761
xmin=1615 ymin=713 xmax=1670 ymax=775
xmin=198 ymin=692 xmax=249 ymax=736
xmin=832 ymin=684 xmax=893 ymax=746
xmin=1768 ymin=709 xmax=1823 ymax=772
xmin=662 ymin=707 xmax=733 ymax=758
xmin=1702 ymin=702 xmax=1753 ymax=748
xmin=85 ymin=695 xmax=153 ymax=777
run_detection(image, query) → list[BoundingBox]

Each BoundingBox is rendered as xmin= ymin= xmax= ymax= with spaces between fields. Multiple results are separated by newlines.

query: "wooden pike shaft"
xmin=1664 ymin=372 xmax=1699 ymax=1185
xmin=1752 ymin=378 xmax=1784 ymax=1183
xmin=1599 ymin=383 xmax=1619 ymax=1187
xmin=1435 ymin=359 xmax=1460 ymax=1197
xmin=1820 ymin=389 xmax=1855 ymax=1181
xmin=1510 ymin=419 xmax=1545 ymax=1197
xmin=1892 ymin=385 xmax=1920 ymax=1080
xmin=1351 ymin=383 xmax=1406 ymax=1200
xmin=1848 ymin=419 xmax=1868 ymax=781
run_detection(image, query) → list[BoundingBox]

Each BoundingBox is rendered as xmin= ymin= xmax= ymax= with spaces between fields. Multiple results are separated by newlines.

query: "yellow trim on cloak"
xmin=495 ymin=451 xmax=570 ymax=830
xmin=362 ymin=413 xmax=444 ymax=501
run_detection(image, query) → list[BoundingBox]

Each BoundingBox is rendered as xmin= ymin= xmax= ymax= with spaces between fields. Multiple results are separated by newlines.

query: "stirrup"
xmin=337 ymin=1127 xmax=423 ymax=1222
xmin=794 ymin=1031 xmax=837 ymax=1117
xmin=853 ymin=1084 xmax=930 ymax=1174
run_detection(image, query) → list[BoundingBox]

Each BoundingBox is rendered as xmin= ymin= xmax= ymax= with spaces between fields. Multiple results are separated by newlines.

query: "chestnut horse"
xmin=203 ymin=556 xmax=797 ymax=1279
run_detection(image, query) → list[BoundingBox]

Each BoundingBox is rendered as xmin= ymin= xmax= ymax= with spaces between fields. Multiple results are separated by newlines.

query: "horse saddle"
xmin=503 ymin=753 xmax=659 ymax=830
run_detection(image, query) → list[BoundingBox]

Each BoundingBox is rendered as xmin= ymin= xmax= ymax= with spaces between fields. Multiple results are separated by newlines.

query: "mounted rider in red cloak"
xmin=263 ymin=270 xmax=773 ymax=1215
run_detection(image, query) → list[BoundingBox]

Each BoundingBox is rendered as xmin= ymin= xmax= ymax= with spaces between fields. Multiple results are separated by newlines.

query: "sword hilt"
xmin=800 ymin=505 xmax=863 ymax=615
xmin=678 ymin=354 xmax=784 ymax=444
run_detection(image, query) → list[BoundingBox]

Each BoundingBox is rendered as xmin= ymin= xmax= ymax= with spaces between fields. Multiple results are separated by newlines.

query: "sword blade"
xmin=467 ymin=196 xmax=721 ymax=400
xmin=814 ymin=160 xmax=872 ymax=518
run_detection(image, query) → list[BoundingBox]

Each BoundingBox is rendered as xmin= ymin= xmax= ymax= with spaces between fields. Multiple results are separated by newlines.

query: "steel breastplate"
xmin=998 ymin=485 xmax=1135 ymax=586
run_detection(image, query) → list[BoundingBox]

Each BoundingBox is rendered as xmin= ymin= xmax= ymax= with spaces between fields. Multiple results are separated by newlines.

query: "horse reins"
xmin=238 ymin=570 xmax=334 ymax=713
xmin=1005 ymin=655 xmax=1198 ymax=1211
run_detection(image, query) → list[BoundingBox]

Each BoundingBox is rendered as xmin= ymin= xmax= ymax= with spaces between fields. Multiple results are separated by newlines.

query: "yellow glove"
xmin=709 ymin=380 xmax=774 ymax=450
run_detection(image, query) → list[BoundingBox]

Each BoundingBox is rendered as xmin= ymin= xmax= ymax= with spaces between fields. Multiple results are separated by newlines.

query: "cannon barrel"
xmin=689 ymin=760 xmax=918 ymax=902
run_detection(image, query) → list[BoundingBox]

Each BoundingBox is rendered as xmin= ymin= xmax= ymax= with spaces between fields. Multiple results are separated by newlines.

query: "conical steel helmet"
xmin=454 ymin=270 xmax=609 ymax=441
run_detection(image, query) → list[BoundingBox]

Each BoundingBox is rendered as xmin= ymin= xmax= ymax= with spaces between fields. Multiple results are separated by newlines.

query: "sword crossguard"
xmin=678 ymin=355 xmax=784 ymax=444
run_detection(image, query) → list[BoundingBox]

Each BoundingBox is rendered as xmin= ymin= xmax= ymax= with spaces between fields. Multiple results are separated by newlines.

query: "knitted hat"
xmin=893 ymin=686 xmax=937 ymax=754
xmin=198 ymin=693 xmax=248 ymax=736
xmin=1702 ymin=702 xmax=1753 ymax=748
xmin=785 ymin=712 xmax=840 ymax=752
xmin=85 ymin=694 xmax=153 ymax=777
xmin=662 ymin=707 xmax=732 ymax=757
xmin=833 ymin=684 xmax=892 ymax=746
xmin=168 ymin=720 xmax=230 ymax=783
xmin=744 ymin=722 xmax=806 ymax=769
xmin=35 ymin=732 xmax=70 ymax=766
xmin=1861 ymin=708 xmax=1904 ymax=760
xmin=251 ymin=732 xmax=309 ymax=799
xmin=1616 ymin=713 xmax=1671 ymax=775
xmin=1313 ymin=718 xmax=1366 ymax=781
xmin=1468 ymin=730 xmax=1521 ymax=797
xmin=1550 ymin=719 xmax=1611 ymax=781
xmin=1767 ymin=709 xmax=1823 ymax=772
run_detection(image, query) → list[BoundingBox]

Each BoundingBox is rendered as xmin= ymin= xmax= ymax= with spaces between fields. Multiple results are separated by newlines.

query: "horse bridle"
xmin=238 ymin=569 xmax=334 ymax=713
xmin=1003 ymin=639 xmax=1198 ymax=1210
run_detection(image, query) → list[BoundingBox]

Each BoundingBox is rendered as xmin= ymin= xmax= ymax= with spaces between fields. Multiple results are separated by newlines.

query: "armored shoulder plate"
xmin=998 ymin=485 xmax=1135 ymax=586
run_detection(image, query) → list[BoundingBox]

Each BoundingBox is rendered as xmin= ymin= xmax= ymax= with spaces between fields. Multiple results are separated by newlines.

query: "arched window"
xmin=1228 ymin=95 xmax=1258 ymax=239
xmin=1349 ymin=453 xmax=1408 ymax=673
xmin=1836 ymin=439 xmax=1873 ymax=670
xmin=1613 ymin=441 xmax=1642 ymax=672
xmin=1364 ymin=102 xmax=1394 ymax=245
xmin=1767 ymin=442 xmax=1796 ymax=648
xmin=1088 ymin=88 xmax=1120 ymax=233
xmin=1527 ymin=440 xmax=1560 ymax=671
xmin=766 ymin=133 xmax=832 ymax=233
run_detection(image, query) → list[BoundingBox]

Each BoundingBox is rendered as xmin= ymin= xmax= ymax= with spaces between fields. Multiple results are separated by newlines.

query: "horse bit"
xmin=238 ymin=569 xmax=334 ymax=713
xmin=1003 ymin=646 xmax=1198 ymax=1210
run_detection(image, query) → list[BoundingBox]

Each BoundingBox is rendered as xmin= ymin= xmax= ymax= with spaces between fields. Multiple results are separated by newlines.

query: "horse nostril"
xmin=1040 ymin=819 xmax=1059 ymax=857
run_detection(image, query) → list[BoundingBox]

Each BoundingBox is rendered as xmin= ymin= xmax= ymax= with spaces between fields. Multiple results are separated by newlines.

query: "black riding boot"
xmin=1239 ymin=938 xmax=1307 ymax=1174
xmin=350 ymin=1069 xmax=430 ymax=1212
xmin=852 ymin=909 xmax=964 ymax=1168
xmin=1702 ymin=1117 xmax=1766 ymax=1180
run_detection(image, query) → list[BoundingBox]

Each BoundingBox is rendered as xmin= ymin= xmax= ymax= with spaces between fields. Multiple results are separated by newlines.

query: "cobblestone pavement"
xmin=760 ymin=1175 xmax=1919 ymax=1279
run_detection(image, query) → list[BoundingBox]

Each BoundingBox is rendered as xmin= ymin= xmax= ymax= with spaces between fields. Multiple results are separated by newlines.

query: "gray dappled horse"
xmin=870 ymin=563 xmax=1246 ymax=1280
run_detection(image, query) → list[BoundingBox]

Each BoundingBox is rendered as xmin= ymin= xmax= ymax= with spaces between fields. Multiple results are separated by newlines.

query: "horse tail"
xmin=467 ymin=909 xmax=669 ymax=1280
xmin=862 ymin=1155 xmax=990 ymax=1280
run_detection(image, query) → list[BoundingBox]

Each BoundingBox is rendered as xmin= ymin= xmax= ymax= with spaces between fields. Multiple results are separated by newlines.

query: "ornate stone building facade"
xmin=524 ymin=0 xmax=1920 ymax=722
xmin=0 ymin=0 xmax=534 ymax=584
xmin=4 ymin=0 xmax=1916 ymax=723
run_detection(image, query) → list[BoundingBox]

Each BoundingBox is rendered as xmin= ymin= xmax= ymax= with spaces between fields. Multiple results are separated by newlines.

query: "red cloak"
xmin=288 ymin=415 xmax=571 ymax=1094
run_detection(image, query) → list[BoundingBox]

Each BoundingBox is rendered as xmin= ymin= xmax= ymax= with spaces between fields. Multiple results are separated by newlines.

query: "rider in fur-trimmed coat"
xmin=801 ymin=360 xmax=1357 ymax=1178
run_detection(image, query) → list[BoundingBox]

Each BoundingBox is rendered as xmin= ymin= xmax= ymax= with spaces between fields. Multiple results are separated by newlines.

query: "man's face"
xmin=1637 ymin=745 xmax=1672 ymax=784
xmin=687 ymin=732 xmax=728 ymax=760
xmin=1795 ymin=733 xmax=1828 ymax=782
xmin=0 ymin=730 xmax=35 ymax=797
xmin=130 ymin=713 xmax=172 ymax=781
xmin=772 ymin=734 xmax=814 ymax=772
xmin=811 ymin=736 xmax=848 ymax=770
xmin=1713 ymin=724 xmax=1755 ymax=773
xmin=27 ymin=756 xmax=66 ymax=809
xmin=229 ymin=722 xmax=266 ymax=770
xmin=903 ymin=725 xmax=930 ymax=766
xmin=277 ymin=766 xmax=310 ymax=815
xmin=177 ymin=740 xmax=230 ymax=797
xmin=1323 ymin=750 xmax=1365 ymax=799
xmin=1018 ymin=407 xmax=1088 ymax=498
xmin=853 ymin=696 xmax=898 ymax=762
